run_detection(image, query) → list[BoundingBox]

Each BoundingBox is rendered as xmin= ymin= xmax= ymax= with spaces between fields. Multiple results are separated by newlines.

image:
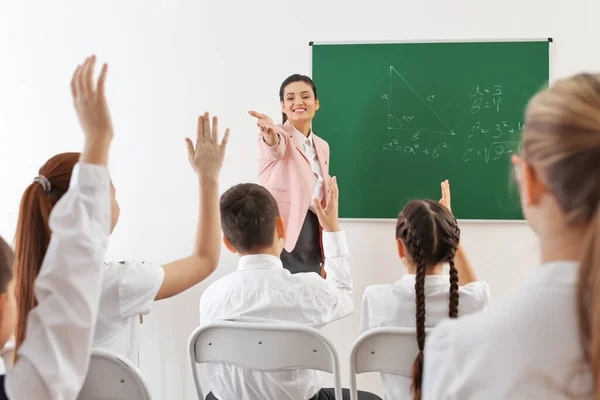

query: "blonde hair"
xmin=522 ymin=73 xmax=600 ymax=398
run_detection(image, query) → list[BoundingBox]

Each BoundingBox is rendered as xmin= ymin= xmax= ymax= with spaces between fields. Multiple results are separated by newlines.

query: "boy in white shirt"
xmin=360 ymin=180 xmax=490 ymax=400
xmin=200 ymin=177 xmax=380 ymax=400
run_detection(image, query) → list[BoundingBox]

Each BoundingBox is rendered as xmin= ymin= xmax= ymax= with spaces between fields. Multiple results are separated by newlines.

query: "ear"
xmin=222 ymin=236 xmax=238 ymax=254
xmin=396 ymin=239 xmax=406 ymax=259
xmin=315 ymin=98 xmax=320 ymax=111
xmin=275 ymin=217 xmax=286 ymax=240
xmin=522 ymin=162 xmax=546 ymax=207
xmin=280 ymin=100 xmax=286 ymax=113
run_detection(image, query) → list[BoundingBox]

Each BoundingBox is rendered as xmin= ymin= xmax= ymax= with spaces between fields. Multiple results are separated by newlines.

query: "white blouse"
xmin=360 ymin=274 xmax=490 ymax=400
xmin=94 ymin=260 xmax=164 ymax=365
xmin=423 ymin=261 xmax=592 ymax=400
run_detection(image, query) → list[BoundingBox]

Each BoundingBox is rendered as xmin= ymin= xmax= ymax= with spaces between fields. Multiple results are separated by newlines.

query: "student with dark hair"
xmin=248 ymin=74 xmax=330 ymax=276
xmin=359 ymin=180 xmax=489 ymax=400
xmin=200 ymin=177 xmax=380 ymax=400
xmin=423 ymin=74 xmax=600 ymax=399
xmin=0 ymin=54 xmax=112 ymax=399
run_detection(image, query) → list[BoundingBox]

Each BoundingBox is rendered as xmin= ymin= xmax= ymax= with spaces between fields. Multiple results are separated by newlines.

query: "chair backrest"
xmin=77 ymin=348 xmax=151 ymax=400
xmin=188 ymin=321 xmax=342 ymax=400
xmin=0 ymin=342 xmax=14 ymax=371
xmin=349 ymin=327 xmax=431 ymax=400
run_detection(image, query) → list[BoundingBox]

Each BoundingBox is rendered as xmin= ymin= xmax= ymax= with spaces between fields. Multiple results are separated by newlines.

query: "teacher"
xmin=250 ymin=74 xmax=330 ymax=276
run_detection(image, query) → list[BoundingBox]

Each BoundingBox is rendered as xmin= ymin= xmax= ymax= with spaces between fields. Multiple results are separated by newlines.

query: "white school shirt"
xmin=93 ymin=260 xmax=164 ymax=365
xmin=360 ymin=275 xmax=490 ymax=400
xmin=293 ymin=127 xmax=324 ymax=206
xmin=200 ymin=230 xmax=353 ymax=400
xmin=6 ymin=163 xmax=111 ymax=400
xmin=423 ymin=261 xmax=592 ymax=400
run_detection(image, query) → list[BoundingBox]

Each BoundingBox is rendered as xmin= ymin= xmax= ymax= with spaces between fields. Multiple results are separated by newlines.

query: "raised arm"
xmin=250 ymin=110 xmax=286 ymax=161
xmin=439 ymin=180 xmax=477 ymax=285
xmin=7 ymin=55 xmax=113 ymax=399
xmin=312 ymin=176 xmax=354 ymax=325
xmin=154 ymin=113 xmax=229 ymax=300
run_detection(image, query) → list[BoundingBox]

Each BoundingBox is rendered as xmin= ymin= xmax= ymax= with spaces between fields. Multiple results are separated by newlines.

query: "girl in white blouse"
xmin=360 ymin=181 xmax=490 ymax=400
xmin=12 ymin=58 xmax=230 ymax=367
xmin=423 ymin=74 xmax=600 ymax=399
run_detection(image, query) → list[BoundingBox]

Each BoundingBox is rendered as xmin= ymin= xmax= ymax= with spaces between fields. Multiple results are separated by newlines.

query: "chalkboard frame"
xmin=308 ymin=38 xmax=553 ymax=223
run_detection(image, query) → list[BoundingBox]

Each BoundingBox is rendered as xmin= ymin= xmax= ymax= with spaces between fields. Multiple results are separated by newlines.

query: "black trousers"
xmin=206 ymin=388 xmax=382 ymax=400
xmin=280 ymin=210 xmax=322 ymax=275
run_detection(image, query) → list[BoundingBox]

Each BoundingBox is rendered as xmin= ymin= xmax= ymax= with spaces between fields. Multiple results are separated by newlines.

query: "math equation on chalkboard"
xmin=381 ymin=66 xmax=524 ymax=164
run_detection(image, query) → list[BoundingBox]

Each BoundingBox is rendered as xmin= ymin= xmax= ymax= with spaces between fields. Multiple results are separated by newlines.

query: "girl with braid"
xmin=423 ymin=74 xmax=600 ymax=399
xmin=359 ymin=180 xmax=490 ymax=400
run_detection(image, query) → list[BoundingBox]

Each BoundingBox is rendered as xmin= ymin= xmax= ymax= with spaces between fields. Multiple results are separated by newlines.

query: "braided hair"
xmin=396 ymin=200 xmax=461 ymax=400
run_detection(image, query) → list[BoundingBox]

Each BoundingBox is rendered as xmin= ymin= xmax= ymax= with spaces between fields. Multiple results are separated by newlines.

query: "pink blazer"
xmin=257 ymin=121 xmax=330 ymax=252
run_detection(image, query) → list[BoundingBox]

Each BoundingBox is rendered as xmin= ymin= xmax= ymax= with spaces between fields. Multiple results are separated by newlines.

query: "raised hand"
xmin=439 ymin=179 xmax=452 ymax=213
xmin=249 ymin=110 xmax=279 ymax=146
xmin=185 ymin=112 xmax=230 ymax=181
xmin=71 ymin=55 xmax=113 ymax=143
xmin=313 ymin=176 xmax=340 ymax=232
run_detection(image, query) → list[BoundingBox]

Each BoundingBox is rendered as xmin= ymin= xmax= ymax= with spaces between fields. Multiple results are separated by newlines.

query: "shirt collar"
xmin=398 ymin=273 xmax=451 ymax=287
xmin=237 ymin=254 xmax=284 ymax=271
xmin=292 ymin=125 xmax=313 ymax=146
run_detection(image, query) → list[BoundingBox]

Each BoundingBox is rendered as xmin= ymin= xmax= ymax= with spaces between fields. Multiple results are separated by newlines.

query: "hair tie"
xmin=33 ymin=175 xmax=51 ymax=192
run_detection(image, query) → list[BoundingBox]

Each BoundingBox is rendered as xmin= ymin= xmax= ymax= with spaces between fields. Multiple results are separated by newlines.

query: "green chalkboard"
xmin=311 ymin=40 xmax=550 ymax=220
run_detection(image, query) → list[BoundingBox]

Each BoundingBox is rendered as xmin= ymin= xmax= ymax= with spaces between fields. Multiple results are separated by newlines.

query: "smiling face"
xmin=280 ymin=81 xmax=319 ymax=126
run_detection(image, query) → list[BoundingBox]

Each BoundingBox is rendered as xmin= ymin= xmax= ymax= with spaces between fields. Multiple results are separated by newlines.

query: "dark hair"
xmin=279 ymin=74 xmax=318 ymax=124
xmin=396 ymin=200 xmax=460 ymax=400
xmin=14 ymin=152 xmax=80 ymax=357
xmin=220 ymin=183 xmax=280 ymax=254
xmin=0 ymin=236 xmax=14 ymax=294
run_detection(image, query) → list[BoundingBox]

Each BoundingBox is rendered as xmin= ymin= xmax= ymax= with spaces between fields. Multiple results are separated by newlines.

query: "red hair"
xmin=13 ymin=152 xmax=80 ymax=359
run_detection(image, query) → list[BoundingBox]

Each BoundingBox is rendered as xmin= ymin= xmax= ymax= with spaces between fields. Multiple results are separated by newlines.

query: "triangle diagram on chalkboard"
xmin=387 ymin=66 xmax=456 ymax=135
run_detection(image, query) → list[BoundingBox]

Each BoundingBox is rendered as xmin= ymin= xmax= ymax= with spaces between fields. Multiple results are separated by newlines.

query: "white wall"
xmin=1 ymin=0 xmax=598 ymax=399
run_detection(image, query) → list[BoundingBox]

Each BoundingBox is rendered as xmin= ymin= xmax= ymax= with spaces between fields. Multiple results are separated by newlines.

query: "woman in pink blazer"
xmin=250 ymin=74 xmax=330 ymax=276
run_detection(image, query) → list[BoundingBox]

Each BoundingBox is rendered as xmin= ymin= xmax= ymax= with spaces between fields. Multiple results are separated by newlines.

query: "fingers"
xmin=185 ymin=138 xmax=194 ymax=157
xmin=249 ymin=110 xmax=265 ymax=120
xmin=327 ymin=176 xmax=339 ymax=202
xmin=79 ymin=57 xmax=91 ymax=95
xmin=97 ymin=63 xmax=108 ymax=96
xmin=86 ymin=55 xmax=96 ymax=92
xmin=196 ymin=115 xmax=204 ymax=146
xmin=203 ymin=112 xmax=210 ymax=143
xmin=71 ymin=65 xmax=81 ymax=98
xmin=220 ymin=128 xmax=230 ymax=149
xmin=312 ymin=198 xmax=324 ymax=217
xmin=211 ymin=116 xmax=218 ymax=143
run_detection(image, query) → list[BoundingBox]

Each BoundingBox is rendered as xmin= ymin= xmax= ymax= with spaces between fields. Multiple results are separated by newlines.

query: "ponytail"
xmin=577 ymin=203 xmax=600 ymax=398
xmin=14 ymin=184 xmax=53 ymax=356
xmin=13 ymin=152 xmax=79 ymax=360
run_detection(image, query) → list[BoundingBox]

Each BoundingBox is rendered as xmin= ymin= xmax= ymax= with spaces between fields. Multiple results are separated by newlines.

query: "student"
xmin=13 ymin=71 xmax=230 ymax=366
xmin=359 ymin=180 xmax=489 ymax=400
xmin=200 ymin=177 xmax=380 ymax=400
xmin=422 ymin=73 xmax=600 ymax=399
xmin=249 ymin=74 xmax=330 ymax=276
xmin=2 ymin=54 xmax=113 ymax=398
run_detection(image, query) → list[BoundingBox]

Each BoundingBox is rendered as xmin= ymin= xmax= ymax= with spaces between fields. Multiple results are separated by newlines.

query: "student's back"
xmin=423 ymin=73 xmax=600 ymax=399
xmin=201 ymin=179 xmax=379 ymax=400
xmin=360 ymin=183 xmax=489 ymax=400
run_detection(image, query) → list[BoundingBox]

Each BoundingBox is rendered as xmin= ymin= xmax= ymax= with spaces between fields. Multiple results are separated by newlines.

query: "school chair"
xmin=77 ymin=348 xmax=151 ymax=400
xmin=0 ymin=342 xmax=15 ymax=371
xmin=349 ymin=327 xmax=432 ymax=400
xmin=188 ymin=321 xmax=343 ymax=400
